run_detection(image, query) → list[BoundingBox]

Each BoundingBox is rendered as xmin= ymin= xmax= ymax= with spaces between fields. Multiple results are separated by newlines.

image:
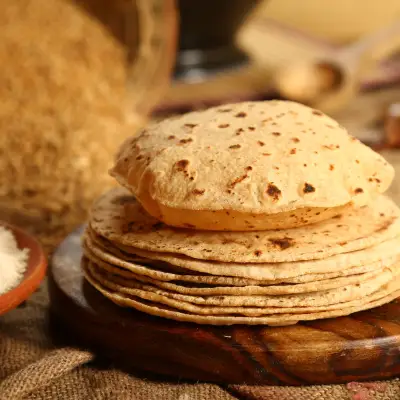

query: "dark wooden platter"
xmin=48 ymin=227 xmax=400 ymax=385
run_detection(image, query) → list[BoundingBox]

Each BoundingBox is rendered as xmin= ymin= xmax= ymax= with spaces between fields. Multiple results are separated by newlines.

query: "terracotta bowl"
xmin=0 ymin=223 xmax=47 ymax=315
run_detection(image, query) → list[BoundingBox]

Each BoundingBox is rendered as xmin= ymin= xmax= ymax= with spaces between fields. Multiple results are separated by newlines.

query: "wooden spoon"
xmin=273 ymin=20 xmax=400 ymax=113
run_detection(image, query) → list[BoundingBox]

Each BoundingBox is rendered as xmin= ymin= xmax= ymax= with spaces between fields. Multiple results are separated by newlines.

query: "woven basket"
xmin=0 ymin=0 xmax=176 ymax=245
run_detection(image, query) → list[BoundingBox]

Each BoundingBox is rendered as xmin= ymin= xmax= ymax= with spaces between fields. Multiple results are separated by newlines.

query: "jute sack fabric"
xmin=0 ymin=284 xmax=234 ymax=400
xmin=1 ymin=283 xmax=399 ymax=399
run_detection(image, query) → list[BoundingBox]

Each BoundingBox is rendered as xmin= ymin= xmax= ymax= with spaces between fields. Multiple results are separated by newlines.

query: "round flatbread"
xmin=86 ymin=227 xmax=400 ymax=280
xmin=83 ymin=260 xmax=400 ymax=325
xmin=88 ymin=254 xmax=395 ymax=296
xmin=110 ymin=101 xmax=393 ymax=230
xmin=86 ymin=259 xmax=397 ymax=307
xmin=83 ymin=234 xmax=396 ymax=286
xmin=89 ymin=188 xmax=400 ymax=263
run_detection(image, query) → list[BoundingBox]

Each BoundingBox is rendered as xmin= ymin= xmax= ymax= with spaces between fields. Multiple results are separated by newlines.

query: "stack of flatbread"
xmin=82 ymin=101 xmax=400 ymax=325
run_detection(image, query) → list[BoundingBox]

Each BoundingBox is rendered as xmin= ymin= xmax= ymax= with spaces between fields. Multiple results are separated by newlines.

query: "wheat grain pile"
xmin=0 ymin=0 xmax=134 ymax=245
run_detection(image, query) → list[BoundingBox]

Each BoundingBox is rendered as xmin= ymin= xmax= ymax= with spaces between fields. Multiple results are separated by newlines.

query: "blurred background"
xmin=0 ymin=0 xmax=399 ymax=247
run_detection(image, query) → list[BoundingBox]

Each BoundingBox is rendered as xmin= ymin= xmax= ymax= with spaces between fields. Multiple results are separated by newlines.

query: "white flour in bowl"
xmin=0 ymin=226 xmax=29 ymax=295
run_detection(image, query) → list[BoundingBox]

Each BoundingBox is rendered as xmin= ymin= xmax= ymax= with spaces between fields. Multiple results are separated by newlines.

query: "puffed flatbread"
xmin=110 ymin=101 xmax=393 ymax=230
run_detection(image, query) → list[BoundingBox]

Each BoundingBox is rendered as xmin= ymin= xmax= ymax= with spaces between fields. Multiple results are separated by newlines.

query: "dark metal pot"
xmin=175 ymin=0 xmax=260 ymax=80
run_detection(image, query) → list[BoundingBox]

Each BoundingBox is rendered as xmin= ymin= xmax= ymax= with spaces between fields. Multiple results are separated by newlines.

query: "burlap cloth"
xmin=1 ymin=150 xmax=400 ymax=400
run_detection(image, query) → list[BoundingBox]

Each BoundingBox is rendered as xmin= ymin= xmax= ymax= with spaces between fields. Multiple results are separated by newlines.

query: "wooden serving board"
xmin=48 ymin=227 xmax=400 ymax=385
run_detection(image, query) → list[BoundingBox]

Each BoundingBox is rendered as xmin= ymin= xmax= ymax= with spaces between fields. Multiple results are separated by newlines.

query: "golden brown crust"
xmin=110 ymin=101 xmax=394 ymax=230
xmin=89 ymin=187 xmax=400 ymax=263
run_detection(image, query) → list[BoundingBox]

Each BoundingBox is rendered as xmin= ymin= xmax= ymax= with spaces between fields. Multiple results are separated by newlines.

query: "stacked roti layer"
xmin=82 ymin=101 xmax=400 ymax=326
xmin=82 ymin=187 xmax=400 ymax=325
